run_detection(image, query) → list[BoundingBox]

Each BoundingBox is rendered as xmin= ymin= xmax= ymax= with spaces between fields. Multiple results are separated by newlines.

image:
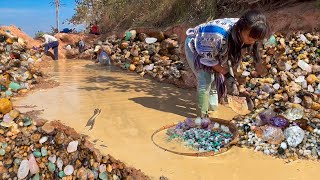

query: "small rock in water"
xmin=64 ymin=165 xmax=74 ymax=175
xmin=39 ymin=136 xmax=48 ymax=144
xmin=17 ymin=159 xmax=29 ymax=179
xmin=67 ymin=140 xmax=79 ymax=153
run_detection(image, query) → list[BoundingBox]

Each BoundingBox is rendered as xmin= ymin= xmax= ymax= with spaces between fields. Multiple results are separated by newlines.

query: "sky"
xmin=0 ymin=0 xmax=84 ymax=37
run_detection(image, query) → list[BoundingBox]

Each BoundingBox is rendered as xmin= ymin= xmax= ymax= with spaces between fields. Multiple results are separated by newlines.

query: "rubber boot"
xmin=209 ymin=89 xmax=218 ymax=111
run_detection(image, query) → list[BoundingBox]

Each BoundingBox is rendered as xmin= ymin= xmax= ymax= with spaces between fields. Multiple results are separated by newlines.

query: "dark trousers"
xmin=79 ymin=45 xmax=85 ymax=53
xmin=45 ymin=41 xmax=59 ymax=60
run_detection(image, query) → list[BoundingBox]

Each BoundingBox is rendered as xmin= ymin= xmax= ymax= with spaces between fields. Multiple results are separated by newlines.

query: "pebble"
xmin=280 ymin=142 xmax=287 ymax=150
xmin=263 ymin=149 xmax=270 ymax=155
xmin=48 ymin=162 xmax=56 ymax=172
xmin=0 ymin=148 xmax=5 ymax=156
xmin=99 ymin=172 xmax=108 ymax=180
xmin=64 ymin=165 xmax=74 ymax=175
xmin=41 ymin=147 xmax=48 ymax=156
xmin=32 ymin=173 xmax=40 ymax=180
xmin=56 ymin=157 xmax=64 ymax=170
xmin=48 ymin=155 xmax=56 ymax=163
xmin=17 ymin=159 xmax=29 ymax=179
xmin=28 ymin=154 xmax=39 ymax=174
xmin=99 ymin=164 xmax=107 ymax=172
xmin=58 ymin=171 xmax=66 ymax=178
xmin=33 ymin=151 xmax=41 ymax=158
xmin=39 ymin=136 xmax=48 ymax=144
xmin=67 ymin=140 xmax=78 ymax=153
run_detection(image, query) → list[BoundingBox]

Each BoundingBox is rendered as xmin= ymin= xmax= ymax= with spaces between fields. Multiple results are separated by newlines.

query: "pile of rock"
xmin=233 ymin=32 xmax=320 ymax=161
xmin=0 ymin=117 xmax=149 ymax=179
xmin=0 ymin=29 xmax=43 ymax=97
xmin=91 ymin=31 xmax=189 ymax=84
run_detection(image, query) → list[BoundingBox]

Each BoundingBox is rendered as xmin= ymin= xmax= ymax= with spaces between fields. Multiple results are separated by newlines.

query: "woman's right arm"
xmin=212 ymin=64 xmax=228 ymax=75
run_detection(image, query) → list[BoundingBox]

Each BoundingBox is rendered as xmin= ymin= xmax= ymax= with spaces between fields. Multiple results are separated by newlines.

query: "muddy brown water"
xmin=14 ymin=60 xmax=320 ymax=180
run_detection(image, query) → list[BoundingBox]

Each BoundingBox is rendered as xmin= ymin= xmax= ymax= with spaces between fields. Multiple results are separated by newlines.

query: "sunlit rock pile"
xmin=93 ymin=31 xmax=187 ymax=82
xmin=0 ymin=30 xmax=43 ymax=98
xmin=233 ymin=32 xmax=320 ymax=161
xmin=0 ymin=118 xmax=149 ymax=179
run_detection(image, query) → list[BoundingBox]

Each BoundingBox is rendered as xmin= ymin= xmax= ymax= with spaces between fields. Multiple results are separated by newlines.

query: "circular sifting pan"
xmin=151 ymin=118 xmax=239 ymax=157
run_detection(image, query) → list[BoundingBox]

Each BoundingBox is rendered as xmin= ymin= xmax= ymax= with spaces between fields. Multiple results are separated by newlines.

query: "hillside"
xmin=70 ymin=0 xmax=320 ymax=34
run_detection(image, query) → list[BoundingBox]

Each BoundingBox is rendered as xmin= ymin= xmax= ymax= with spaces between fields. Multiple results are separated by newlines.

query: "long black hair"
xmin=228 ymin=10 xmax=270 ymax=67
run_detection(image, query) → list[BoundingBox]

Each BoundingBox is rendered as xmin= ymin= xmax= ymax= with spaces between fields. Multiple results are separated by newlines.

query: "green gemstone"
xmin=32 ymin=173 xmax=40 ymax=180
xmin=0 ymin=149 xmax=5 ymax=156
xmin=9 ymin=82 xmax=21 ymax=91
xmin=59 ymin=171 xmax=66 ymax=178
xmin=48 ymin=162 xmax=56 ymax=172
xmin=33 ymin=151 xmax=42 ymax=158
xmin=0 ymin=84 xmax=7 ymax=91
xmin=24 ymin=120 xmax=32 ymax=127
xmin=99 ymin=172 xmax=108 ymax=180
xmin=124 ymin=63 xmax=130 ymax=69
xmin=23 ymin=117 xmax=31 ymax=122
xmin=5 ymin=90 xmax=12 ymax=97
xmin=41 ymin=147 xmax=48 ymax=156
